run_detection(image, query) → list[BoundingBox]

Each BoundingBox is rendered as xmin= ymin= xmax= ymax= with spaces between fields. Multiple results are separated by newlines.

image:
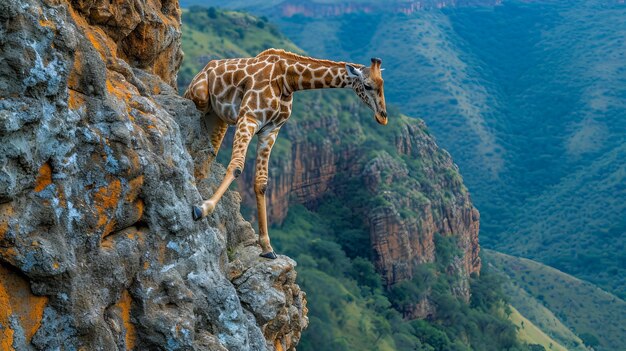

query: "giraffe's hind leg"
xmin=254 ymin=128 xmax=281 ymax=259
xmin=206 ymin=112 xmax=228 ymax=158
xmin=193 ymin=113 xmax=258 ymax=220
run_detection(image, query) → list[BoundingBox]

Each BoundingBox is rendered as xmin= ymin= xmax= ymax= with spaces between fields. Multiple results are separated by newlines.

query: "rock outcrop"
xmin=0 ymin=0 xmax=306 ymax=350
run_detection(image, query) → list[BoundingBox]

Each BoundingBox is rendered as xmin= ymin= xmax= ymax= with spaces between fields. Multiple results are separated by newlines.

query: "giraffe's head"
xmin=346 ymin=58 xmax=387 ymax=125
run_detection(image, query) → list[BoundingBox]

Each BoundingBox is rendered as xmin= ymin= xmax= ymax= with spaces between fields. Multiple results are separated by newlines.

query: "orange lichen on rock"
xmin=85 ymin=32 xmax=104 ymax=58
xmin=125 ymin=151 xmax=142 ymax=177
xmin=0 ymin=221 xmax=7 ymax=242
xmin=101 ymin=219 xmax=117 ymax=240
xmin=157 ymin=241 xmax=167 ymax=264
xmin=0 ymin=263 xmax=48 ymax=344
xmin=106 ymin=77 xmax=137 ymax=114
xmin=34 ymin=162 xmax=52 ymax=192
xmin=93 ymin=179 xmax=122 ymax=237
xmin=68 ymin=89 xmax=86 ymax=110
xmin=134 ymin=199 xmax=145 ymax=220
xmin=125 ymin=176 xmax=144 ymax=202
xmin=152 ymin=84 xmax=161 ymax=95
xmin=0 ymin=280 xmax=15 ymax=350
xmin=115 ymin=290 xmax=136 ymax=350
xmin=101 ymin=227 xmax=145 ymax=251
xmin=67 ymin=4 xmax=121 ymax=64
xmin=94 ymin=180 xmax=121 ymax=221
xmin=55 ymin=184 xmax=67 ymax=209
xmin=0 ymin=247 xmax=18 ymax=270
xmin=0 ymin=204 xmax=14 ymax=242
xmin=39 ymin=18 xmax=55 ymax=29
xmin=67 ymin=47 xmax=85 ymax=92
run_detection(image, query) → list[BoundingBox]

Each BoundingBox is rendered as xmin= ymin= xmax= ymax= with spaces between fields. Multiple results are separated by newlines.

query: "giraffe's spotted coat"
xmin=184 ymin=49 xmax=387 ymax=255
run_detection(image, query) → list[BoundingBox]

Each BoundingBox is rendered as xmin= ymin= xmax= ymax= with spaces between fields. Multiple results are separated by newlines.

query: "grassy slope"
xmin=271 ymin=0 xmax=626 ymax=302
xmin=505 ymin=282 xmax=584 ymax=350
xmin=508 ymin=306 xmax=568 ymax=351
xmin=485 ymin=249 xmax=626 ymax=351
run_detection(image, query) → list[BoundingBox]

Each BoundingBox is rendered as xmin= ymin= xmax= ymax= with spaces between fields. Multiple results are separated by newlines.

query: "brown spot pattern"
xmin=183 ymin=49 xmax=386 ymax=255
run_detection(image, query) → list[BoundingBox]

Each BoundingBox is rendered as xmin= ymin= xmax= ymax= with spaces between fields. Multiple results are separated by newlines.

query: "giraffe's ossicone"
xmin=184 ymin=49 xmax=387 ymax=259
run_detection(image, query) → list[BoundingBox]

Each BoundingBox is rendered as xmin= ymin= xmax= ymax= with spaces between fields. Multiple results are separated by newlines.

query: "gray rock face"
xmin=0 ymin=0 xmax=307 ymax=350
xmin=230 ymin=247 xmax=307 ymax=351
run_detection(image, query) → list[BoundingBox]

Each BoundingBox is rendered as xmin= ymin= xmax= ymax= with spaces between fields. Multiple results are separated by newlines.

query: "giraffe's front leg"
xmin=192 ymin=114 xmax=258 ymax=220
xmin=255 ymin=128 xmax=280 ymax=259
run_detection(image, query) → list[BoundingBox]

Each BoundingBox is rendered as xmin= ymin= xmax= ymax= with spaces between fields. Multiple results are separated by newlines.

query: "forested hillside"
xmin=178 ymin=7 xmax=539 ymax=351
xmin=259 ymin=0 xmax=626 ymax=301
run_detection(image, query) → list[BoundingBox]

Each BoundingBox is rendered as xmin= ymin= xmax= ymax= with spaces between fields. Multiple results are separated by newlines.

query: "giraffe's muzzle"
xmin=376 ymin=111 xmax=388 ymax=125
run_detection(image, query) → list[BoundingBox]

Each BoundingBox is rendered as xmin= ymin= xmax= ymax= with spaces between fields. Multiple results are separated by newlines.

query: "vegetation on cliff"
xmin=271 ymin=205 xmax=523 ymax=351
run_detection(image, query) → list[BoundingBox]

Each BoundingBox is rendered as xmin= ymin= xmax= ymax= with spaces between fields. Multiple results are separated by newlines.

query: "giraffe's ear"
xmin=345 ymin=64 xmax=363 ymax=79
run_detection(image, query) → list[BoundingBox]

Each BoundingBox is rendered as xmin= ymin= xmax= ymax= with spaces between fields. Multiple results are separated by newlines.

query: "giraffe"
xmin=184 ymin=49 xmax=387 ymax=259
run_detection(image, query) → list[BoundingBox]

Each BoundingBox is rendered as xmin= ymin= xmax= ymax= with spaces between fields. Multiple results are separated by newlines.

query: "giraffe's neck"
xmin=281 ymin=61 xmax=356 ymax=95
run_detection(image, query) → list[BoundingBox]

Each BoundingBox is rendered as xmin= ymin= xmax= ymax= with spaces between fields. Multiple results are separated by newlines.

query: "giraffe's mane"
xmin=256 ymin=49 xmax=364 ymax=68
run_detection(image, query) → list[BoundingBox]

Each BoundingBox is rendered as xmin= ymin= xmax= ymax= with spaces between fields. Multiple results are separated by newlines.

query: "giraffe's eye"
xmin=364 ymin=84 xmax=374 ymax=91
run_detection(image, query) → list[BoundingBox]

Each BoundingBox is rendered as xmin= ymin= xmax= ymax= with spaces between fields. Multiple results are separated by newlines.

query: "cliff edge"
xmin=0 ymin=0 xmax=306 ymax=350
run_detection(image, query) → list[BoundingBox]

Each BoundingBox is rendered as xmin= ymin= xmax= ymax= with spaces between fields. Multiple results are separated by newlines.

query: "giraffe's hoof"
xmin=192 ymin=206 xmax=204 ymax=221
xmin=260 ymin=251 xmax=277 ymax=260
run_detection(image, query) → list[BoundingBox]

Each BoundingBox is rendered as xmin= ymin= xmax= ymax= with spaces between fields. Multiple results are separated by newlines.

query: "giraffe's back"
xmin=185 ymin=56 xmax=284 ymax=124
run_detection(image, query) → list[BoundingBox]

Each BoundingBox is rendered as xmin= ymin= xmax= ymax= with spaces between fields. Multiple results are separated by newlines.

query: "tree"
xmin=207 ymin=7 xmax=217 ymax=19
xmin=579 ymin=332 xmax=600 ymax=347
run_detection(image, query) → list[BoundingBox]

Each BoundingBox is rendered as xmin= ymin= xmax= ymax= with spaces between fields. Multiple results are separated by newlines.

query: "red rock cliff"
xmin=230 ymin=92 xmax=480 ymax=316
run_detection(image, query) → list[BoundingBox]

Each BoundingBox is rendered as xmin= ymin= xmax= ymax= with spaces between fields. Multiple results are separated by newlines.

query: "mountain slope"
xmin=445 ymin=1 xmax=626 ymax=298
xmin=485 ymin=249 xmax=626 ymax=351
xmin=245 ymin=0 xmax=626 ymax=301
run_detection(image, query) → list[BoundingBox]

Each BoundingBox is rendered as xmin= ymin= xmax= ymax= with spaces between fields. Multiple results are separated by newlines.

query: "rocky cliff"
xmin=0 ymin=0 xmax=306 ymax=350
xmin=231 ymin=91 xmax=481 ymax=317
